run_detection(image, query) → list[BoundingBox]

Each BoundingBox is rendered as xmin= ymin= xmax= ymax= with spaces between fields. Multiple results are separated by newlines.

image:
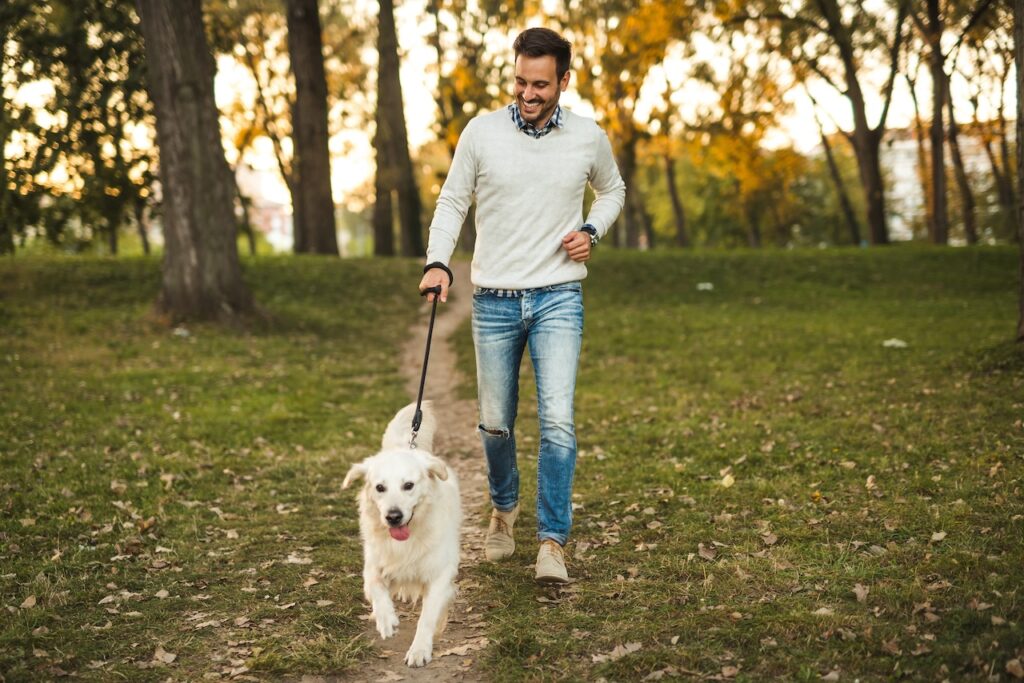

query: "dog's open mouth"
xmin=388 ymin=525 xmax=411 ymax=541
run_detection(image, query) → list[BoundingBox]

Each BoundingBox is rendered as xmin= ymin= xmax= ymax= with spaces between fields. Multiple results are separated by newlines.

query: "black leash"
xmin=410 ymin=285 xmax=442 ymax=448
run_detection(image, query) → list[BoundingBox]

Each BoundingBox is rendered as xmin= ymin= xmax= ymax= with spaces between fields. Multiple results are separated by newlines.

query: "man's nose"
xmin=385 ymin=509 xmax=403 ymax=526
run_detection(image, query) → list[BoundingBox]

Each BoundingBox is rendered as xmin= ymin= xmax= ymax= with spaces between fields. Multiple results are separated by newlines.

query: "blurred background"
xmin=1 ymin=0 xmax=1018 ymax=257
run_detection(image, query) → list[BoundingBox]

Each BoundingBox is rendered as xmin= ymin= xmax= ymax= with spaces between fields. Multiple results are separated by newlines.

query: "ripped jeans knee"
xmin=479 ymin=424 xmax=511 ymax=438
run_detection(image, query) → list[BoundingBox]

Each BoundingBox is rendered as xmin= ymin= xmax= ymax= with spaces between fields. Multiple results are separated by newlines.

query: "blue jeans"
xmin=472 ymin=282 xmax=584 ymax=546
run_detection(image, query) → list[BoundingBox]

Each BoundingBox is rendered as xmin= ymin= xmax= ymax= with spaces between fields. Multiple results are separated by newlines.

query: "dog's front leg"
xmin=364 ymin=568 xmax=398 ymax=639
xmin=404 ymin=574 xmax=455 ymax=667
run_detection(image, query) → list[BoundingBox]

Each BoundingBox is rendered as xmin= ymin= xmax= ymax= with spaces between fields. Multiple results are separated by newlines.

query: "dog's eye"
xmin=402 ymin=482 xmax=414 ymax=491
xmin=375 ymin=484 xmax=386 ymax=493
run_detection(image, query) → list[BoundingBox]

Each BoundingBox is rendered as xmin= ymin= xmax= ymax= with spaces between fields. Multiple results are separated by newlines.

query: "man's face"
xmin=514 ymin=54 xmax=570 ymax=128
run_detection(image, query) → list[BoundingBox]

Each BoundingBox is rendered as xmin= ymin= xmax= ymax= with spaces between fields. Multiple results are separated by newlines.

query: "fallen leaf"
xmin=698 ymin=543 xmax=717 ymax=561
xmin=930 ymin=531 xmax=947 ymax=543
xmin=285 ymin=553 xmax=312 ymax=565
xmin=155 ymin=590 xmax=170 ymax=599
xmin=813 ymin=607 xmax=835 ymax=616
xmin=865 ymin=475 xmax=877 ymax=491
xmin=721 ymin=473 xmax=735 ymax=488
xmin=436 ymin=638 xmax=489 ymax=657
xmin=761 ymin=532 xmax=778 ymax=547
xmin=110 ymin=480 xmax=127 ymax=495
xmin=20 ymin=595 xmax=37 ymax=609
xmin=1006 ymin=658 xmax=1024 ymax=679
xmin=721 ymin=665 xmax=740 ymax=678
xmin=153 ymin=646 xmax=177 ymax=664
xmin=591 ymin=641 xmax=642 ymax=663
xmin=881 ymin=638 xmax=902 ymax=655
xmin=853 ymin=584 xmax=869 ymax=603
xmin=821 ymin=670 xmax=841 ymax=682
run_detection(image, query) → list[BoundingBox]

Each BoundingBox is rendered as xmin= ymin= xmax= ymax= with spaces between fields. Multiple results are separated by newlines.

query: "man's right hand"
xmin=418 ymin=268 xmax=449 ymax=303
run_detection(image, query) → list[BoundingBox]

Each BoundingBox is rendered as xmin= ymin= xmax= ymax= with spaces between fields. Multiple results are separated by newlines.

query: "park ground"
xmin=0 ymin=247 xmax=1022 ymax=681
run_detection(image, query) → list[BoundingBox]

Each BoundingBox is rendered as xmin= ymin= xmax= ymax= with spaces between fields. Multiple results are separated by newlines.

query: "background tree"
xmin=731 ymin=0 xmax=909 ymax=245
xmin=1015 ymin=0 xmax=1023 ymax=341
xmin=286 ymin=0 xmax=337 ymax=254
xmin=373 ymin=0 xmax=423 ymax=257
xmin=136 ymin=0 xmax=252 ymax=320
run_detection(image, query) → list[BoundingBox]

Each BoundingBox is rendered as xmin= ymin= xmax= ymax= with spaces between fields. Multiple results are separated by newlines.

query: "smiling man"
xmin=418 ymin=27 xmax=625 ymax=584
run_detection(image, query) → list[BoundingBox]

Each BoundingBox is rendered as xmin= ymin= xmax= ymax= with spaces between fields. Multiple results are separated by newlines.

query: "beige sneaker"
xmin=484 ymin=505 xmax=518 ymax=561
xmin=535 ymin=539 xmax=569 ymax=584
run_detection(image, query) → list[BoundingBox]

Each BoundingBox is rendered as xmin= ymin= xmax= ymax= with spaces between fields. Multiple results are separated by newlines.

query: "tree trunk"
xmin=907 ymin=72 xmax=934 ymax=239
xmin=618 ymin=138 xmax=641 ymax=249
xmin=1014 ymin=0 xmax=1024 ymax=341
xmin=107 ymin=207 xmax=120 ymax=256
xmin=134 ymin=199 xmax=151 ymax=255
xmin=373 ymin=171 xmax=395 ymax=256
xmin=286 ymin=0 xmax=337 ymax=255
xmin=944 ymin=76 xmax=977 ymax=245
xmin=459 ymin=205 xmax=476 ymax=253
xmin=851 ymin=128 xmax=889 ymax=245
xmin=926 ymin=0 xmax=949 ymax=244
xmin=664 ymin=153 xmax=689 ymax=247
xmin=376 ymin=0 xmax=423 ymax=257
xmin=818 ymin=125 xmax=862 ymax=245
xmin=136 ymin=0 xmax=252 ymax=321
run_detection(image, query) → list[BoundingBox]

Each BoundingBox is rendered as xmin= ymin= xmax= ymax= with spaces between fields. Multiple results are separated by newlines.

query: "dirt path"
xmin=331 ymin=262 xmax=490 ymax=682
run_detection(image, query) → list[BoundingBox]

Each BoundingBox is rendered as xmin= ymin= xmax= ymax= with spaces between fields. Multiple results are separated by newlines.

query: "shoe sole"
xmin=535 ymin=573 xmax=569 ymax=585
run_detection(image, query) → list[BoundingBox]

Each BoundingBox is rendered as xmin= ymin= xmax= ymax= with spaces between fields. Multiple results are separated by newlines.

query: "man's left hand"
xmin=562 ymin=231 xmax=591 ymax=262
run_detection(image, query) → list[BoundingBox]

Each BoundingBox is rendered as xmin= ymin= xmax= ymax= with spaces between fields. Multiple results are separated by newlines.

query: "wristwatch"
xmin=580 ymin=224 xmax=599 ymax=247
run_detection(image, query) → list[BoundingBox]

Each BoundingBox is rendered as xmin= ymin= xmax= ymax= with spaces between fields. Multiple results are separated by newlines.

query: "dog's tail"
xmin=382 ymin=401 xmax=436 ymax=452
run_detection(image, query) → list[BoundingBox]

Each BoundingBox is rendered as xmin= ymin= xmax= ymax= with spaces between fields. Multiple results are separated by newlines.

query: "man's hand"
xmin=418 ymin=268 xmax=449 ymax=302
xmin=562 ymin=231 xmax=592 ymax=263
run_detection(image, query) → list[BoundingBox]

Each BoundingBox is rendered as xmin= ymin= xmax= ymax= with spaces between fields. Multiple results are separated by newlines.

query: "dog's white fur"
xmin=342 ymin=402 xmax=461 ymax=667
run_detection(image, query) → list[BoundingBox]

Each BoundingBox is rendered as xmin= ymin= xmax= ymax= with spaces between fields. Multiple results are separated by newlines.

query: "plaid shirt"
xmin=507 ymin=102 xmax=564 ymax=138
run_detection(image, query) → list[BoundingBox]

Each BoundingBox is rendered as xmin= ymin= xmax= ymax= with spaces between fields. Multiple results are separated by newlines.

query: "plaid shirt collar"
xmin=508 ymin=102 xmax=564 ymax=138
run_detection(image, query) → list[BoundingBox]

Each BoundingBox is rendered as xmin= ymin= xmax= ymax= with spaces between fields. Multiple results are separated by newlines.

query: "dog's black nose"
xmin=385 ymin=509 xmax=404 ymax=526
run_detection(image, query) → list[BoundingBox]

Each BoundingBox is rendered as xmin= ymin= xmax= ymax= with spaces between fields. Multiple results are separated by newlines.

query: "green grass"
xmin=453 ymin=246 xmax=1024 ymax=681
xmin=2 ymin=247 xmax=1022 ymax=681
xmin=0 ymin=255 xmax=422 ymax=681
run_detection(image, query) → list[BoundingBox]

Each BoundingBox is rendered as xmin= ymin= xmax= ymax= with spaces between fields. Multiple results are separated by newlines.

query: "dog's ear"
xmin=425 ymin=455 xmax=448 ymax=481
xmin=342 ymin=462 xmax=367 ymax=489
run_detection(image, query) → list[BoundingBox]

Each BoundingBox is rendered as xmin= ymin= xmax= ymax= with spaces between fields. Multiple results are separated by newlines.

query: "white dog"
xmin=342 ymin=402 xmax=461 ymax=667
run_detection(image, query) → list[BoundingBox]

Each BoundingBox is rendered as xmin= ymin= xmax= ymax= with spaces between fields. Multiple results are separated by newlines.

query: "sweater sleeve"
xmin=584 ymin=127 xmax=626 ymax=239
xmin=425 ymin=121 xmax=478 ymax=267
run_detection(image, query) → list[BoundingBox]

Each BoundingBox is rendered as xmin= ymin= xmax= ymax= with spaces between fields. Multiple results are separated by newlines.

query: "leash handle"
xmin=411 ymin=286 xmax=443 ymax=446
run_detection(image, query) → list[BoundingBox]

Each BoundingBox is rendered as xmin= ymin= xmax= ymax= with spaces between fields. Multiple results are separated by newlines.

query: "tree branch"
xmin=876 ymin=0 xmax=909 ymax=130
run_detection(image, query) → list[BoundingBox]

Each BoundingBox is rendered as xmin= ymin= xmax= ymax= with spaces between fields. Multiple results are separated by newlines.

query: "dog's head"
xmin=342 ymin=449 xmax=448 ymax=542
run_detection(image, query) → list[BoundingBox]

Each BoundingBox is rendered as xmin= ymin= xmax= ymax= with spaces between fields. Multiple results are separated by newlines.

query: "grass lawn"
xmin=0 ymin=256 xmax=421 ymax=681
xmin=453 ymin=247 xmax=1024 ymax=681
xmin=2 ymin=247 xmax=1022 ymax=682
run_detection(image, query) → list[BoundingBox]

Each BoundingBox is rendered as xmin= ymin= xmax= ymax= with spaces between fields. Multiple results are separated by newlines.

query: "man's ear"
xmin=342 ymin=462 xmax=367 ymax=489
xmin=560 ymin=70 xmax=570 ymax=92
xmin=425 ymin=456 xmax=449 ymax=481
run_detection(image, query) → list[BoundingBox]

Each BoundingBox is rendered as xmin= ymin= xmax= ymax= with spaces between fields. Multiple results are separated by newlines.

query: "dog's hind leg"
xmin=404 ymin=573 xmax=456 ymax=667
xmin=364 ymin=569 xmax=399 ymax=640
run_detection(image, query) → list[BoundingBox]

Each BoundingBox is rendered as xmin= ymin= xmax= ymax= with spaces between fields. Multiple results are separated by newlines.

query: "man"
xmin=418 ymin=27 xmax=625 ymax=584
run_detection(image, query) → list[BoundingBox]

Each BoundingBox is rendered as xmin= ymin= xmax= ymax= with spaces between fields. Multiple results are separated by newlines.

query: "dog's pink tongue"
xmin=389 ymin=525 xmax=410 ymax=541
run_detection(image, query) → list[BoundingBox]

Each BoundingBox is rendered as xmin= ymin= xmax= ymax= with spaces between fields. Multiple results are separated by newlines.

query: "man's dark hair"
xmin=513 ymin=28 xmax=572 ymax=80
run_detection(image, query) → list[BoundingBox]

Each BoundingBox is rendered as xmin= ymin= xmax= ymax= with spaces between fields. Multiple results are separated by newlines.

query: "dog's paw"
xmin=374 ymin=611 xmax=399 ymax=639
xmin=404 ymin=641 xmax=432 ymax=668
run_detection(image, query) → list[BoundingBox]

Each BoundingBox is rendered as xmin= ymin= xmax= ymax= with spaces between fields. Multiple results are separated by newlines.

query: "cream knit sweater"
xmin=425 ymin=107 xmax=626 ymax=290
